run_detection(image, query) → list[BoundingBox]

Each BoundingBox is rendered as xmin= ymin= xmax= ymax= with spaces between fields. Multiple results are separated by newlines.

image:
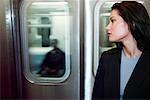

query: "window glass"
xmin=93 ymin=1 xmax=116 ymax=76
xmin=99 ymin=2 xmax=116 ymax=54
xmin=21 ymin=1 xmax=71 ymax=83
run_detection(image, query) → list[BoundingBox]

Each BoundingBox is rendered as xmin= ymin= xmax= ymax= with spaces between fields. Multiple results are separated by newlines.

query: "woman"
xmin=92 ymin=1 xmax=150 ymax=99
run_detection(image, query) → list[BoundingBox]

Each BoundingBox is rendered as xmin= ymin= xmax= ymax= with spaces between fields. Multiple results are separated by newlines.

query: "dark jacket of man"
xmin=38 ymin=48 xmax=65 ymax=77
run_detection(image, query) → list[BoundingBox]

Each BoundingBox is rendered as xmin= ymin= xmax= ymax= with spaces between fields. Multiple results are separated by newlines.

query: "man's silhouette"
xmin=37 ymin=39 xmax=65 ymax=77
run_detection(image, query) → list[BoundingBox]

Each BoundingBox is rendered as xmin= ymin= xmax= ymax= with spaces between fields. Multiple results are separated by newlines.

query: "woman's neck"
xmin=122 ymin=39 xmax=142 ymax=58
xmin=122 ymin=47 xmax=142 ymax=58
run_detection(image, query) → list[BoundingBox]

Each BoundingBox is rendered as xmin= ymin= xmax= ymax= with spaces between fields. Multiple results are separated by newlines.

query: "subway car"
xmin=0 ymin=0 xmax=149 ymax=99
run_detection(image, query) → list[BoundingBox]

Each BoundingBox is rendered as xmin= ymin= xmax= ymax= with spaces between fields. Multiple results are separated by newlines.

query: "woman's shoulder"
xmin=99 ymin=48 xmax=121 ymax=61
xmin=102 ymin=47 xmax=121 ymax=55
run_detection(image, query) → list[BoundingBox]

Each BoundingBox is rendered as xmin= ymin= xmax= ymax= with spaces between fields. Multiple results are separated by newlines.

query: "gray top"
xmin=120 ymin=50 xmax=141 ymax=99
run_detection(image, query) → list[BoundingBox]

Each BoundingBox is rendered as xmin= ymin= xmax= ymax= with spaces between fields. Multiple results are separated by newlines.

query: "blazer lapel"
xmin=110 ymin=49 xmax=122 ymax=98
xmin=103 ymin=48 xmax=121 ymax=98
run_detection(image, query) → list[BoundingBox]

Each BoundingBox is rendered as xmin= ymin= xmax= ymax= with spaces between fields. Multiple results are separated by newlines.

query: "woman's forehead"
xmin=110 ymin=10 xmax=120 ymax=18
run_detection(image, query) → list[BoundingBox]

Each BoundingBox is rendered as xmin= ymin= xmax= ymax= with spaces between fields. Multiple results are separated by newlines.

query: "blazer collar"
xmin=110 ymin=48 xmax=121 ymax=98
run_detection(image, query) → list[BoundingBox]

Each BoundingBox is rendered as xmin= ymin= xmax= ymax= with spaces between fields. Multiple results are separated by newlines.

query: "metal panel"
xmin=0 ymin=0 xmax=19 ymax=99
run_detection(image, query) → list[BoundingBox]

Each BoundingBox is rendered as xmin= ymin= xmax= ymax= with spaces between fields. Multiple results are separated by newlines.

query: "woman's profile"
xmin=92 ymin=1 xmax=150 ymax=99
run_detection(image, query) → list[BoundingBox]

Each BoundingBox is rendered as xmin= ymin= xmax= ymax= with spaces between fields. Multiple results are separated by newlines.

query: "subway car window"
xmin=20 ymin=1 xmax=71 ymax=84
xmin=93 ymin=1 xmax=116 ymax=76
xmin=99 ymin=2 xmax=116 ymax=54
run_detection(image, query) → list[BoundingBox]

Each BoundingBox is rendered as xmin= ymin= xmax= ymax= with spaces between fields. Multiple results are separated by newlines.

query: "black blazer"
xmin=92 ymin=48 xmax=150 ymax=100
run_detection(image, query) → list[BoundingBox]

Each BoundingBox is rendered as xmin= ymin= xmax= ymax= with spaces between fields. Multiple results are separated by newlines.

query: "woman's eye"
xmin=111 ymin=19 xmax=115 ymax=23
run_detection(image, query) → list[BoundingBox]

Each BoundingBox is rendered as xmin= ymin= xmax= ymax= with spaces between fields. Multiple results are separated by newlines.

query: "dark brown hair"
xmin=112 ymin=1 xmax=150 ymax=51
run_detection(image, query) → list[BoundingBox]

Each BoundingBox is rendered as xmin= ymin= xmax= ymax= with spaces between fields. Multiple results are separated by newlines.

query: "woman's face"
xmin=106 ymin=9 xmax=132 ymax=42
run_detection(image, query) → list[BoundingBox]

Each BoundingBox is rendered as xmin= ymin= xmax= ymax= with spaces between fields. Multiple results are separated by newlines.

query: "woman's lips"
xmin=107 ymin=32 xmax=111 ymax=36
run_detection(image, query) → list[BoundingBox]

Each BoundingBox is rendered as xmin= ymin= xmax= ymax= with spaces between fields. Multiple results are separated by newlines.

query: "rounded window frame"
xmin=20 ymin=0 xmax=71 ymax=85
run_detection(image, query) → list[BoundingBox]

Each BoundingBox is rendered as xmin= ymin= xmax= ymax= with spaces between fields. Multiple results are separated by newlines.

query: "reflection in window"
xmin=26 ymin=2 xmax=70 ymax=78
